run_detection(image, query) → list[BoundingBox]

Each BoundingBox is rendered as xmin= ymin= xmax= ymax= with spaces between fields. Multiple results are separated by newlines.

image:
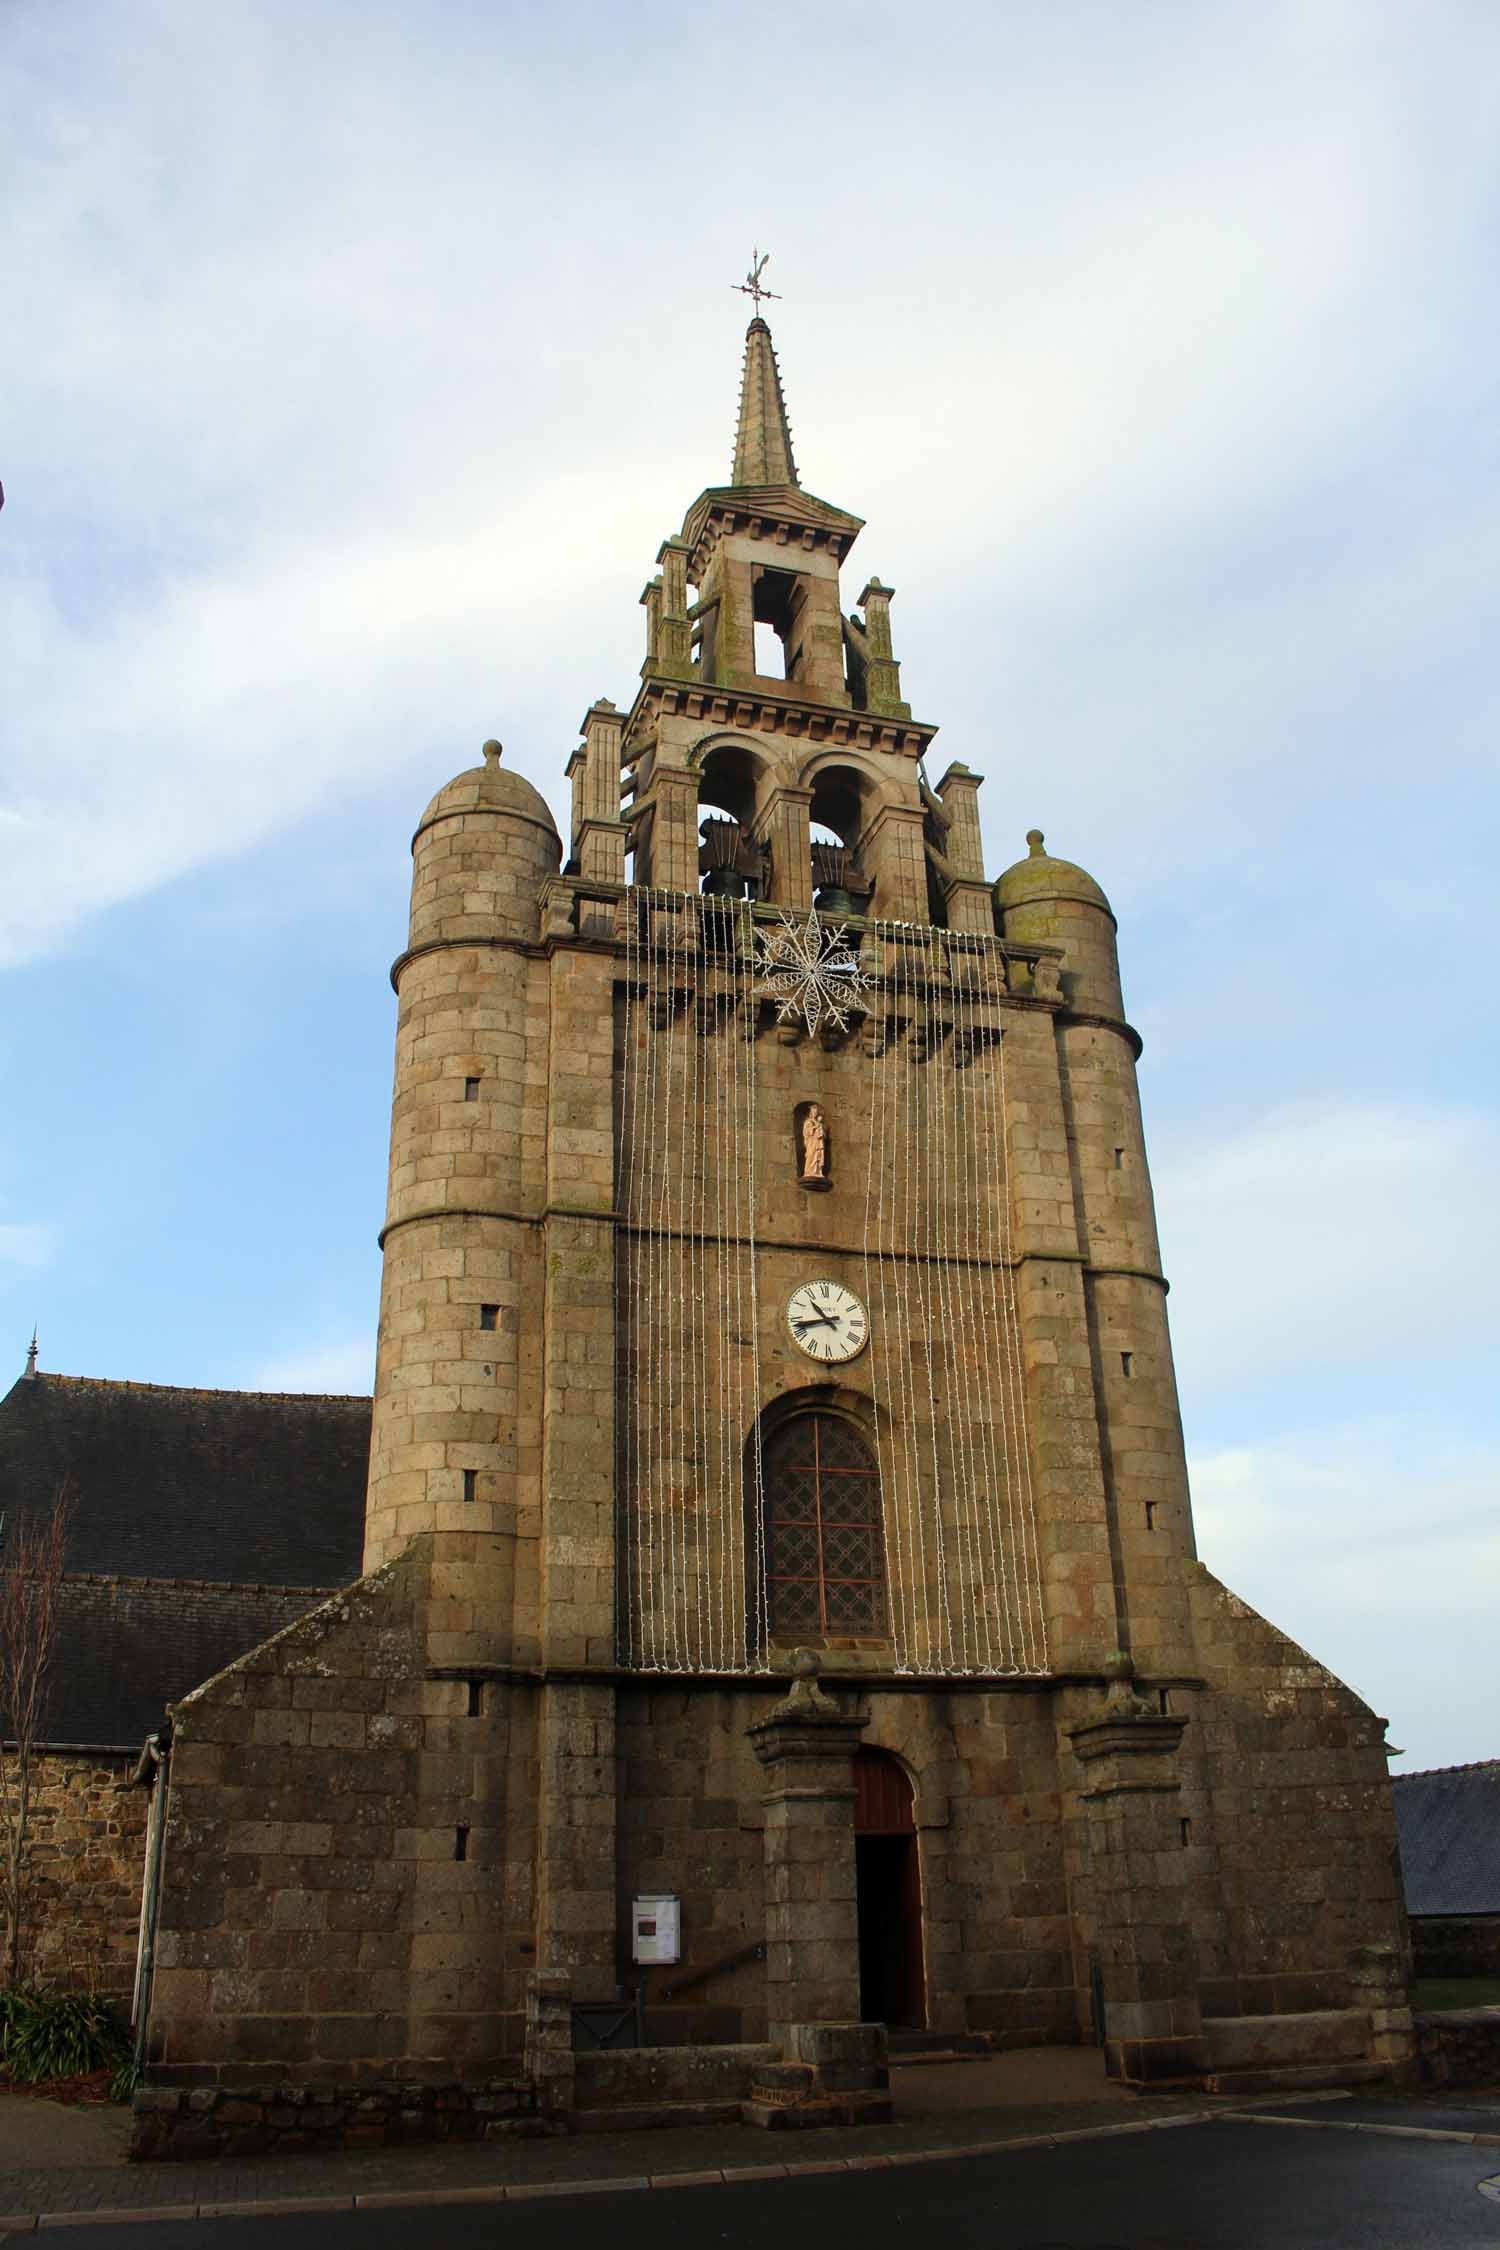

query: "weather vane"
xmin=733 ymin=248 xmax=781 ymax=313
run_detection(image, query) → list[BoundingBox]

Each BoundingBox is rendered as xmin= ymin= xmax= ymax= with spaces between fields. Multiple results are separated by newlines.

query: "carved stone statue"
xmin=799 ymin=1103 xmax=828 ymax=1181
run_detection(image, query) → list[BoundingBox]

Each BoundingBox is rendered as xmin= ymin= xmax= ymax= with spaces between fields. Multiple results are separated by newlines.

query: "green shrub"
xmin=0 ymin=1986 xmax=129 ymax=2084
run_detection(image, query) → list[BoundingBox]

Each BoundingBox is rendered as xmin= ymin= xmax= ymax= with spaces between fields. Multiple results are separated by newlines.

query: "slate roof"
xmin=0 ymin=1369 xmax=372 ymax=1748
xmin=1392 ymin=1761 xmax=1500 ymax=1918
xmin=48 ymin=1576 xmax=334 ymax=1748
xmin=0 ymin=1371 xmax=370 ymax=1585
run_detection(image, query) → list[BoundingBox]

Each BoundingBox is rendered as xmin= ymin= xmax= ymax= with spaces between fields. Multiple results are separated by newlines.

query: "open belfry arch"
xmin=142 ymin=290 xmax=1413 ymax=2124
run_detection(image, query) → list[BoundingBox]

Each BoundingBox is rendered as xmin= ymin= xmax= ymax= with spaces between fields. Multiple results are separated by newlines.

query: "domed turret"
xmin=995 ymin=828 xmax=1112 ymax=918
xmin=408 ymin=739 xmax=561 ymax=951
xmin=995 ymin=829 xmax=1120 ymax=1019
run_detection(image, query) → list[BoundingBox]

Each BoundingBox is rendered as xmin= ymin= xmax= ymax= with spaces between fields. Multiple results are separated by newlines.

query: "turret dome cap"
xmin=414 ymin=740 xmax=561 ymax=848
xmin=995 ymin=829 xmax=1112 ymax=917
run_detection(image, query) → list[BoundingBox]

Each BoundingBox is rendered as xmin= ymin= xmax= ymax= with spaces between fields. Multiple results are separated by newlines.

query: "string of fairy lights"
xmin=614 ymin=888 xmax=1048 ymax=1677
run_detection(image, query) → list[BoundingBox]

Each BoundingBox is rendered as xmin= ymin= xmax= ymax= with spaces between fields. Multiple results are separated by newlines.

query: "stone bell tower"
xmin=140 ymin=298 xmax=1411 ymax=2118
xmin=619 ymin=313 xmax=954 ymax=930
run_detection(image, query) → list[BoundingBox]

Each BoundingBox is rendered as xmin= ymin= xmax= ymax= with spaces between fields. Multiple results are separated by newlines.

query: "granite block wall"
xmin=20 ymin=1752 xmax=147 ymax=1998
xmin=148 ymin=1539 xmax=541 ymax=2082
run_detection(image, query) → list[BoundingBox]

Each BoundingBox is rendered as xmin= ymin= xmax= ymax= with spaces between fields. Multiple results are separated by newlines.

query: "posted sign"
xmin=631 ymin=1894 xmax=681 ymax=1965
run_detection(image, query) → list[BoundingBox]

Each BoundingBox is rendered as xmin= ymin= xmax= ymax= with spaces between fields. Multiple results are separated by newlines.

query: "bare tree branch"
xmin=0 ymin=1485 xmax=72 ymax=1985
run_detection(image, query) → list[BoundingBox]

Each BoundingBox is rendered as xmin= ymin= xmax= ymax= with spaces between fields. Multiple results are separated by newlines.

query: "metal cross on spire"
xmin=733 ymin=248 xmax=781 ymax=313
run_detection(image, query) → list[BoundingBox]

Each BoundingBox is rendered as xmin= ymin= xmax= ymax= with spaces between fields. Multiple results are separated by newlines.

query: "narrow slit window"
xmin=1113 ymin=1147 xmax=1125 ymax=1169
xmin=464 ymin=1077 xmax=481 ymax=1102
xmin=479 ymin=1305 xmax=498 ymax=1331
xmin=1120 ymin=1351 xmax=1133 ymax=1378
xmin=466 ymin=1678 xmax=483 ymax=1718
xmin=454 ymin=1824 xmax=470 ymax=1862
xmin=1145 ymin=1501 xmax=1157 ymax=1531
xmin=1158 ymin=1687 xmax=1172 ymax=1715
xmin=1179 ymin=1817 xmax=1192 ymax=1847
xmin=463 ymin=1469 xmax=477 ymax=1504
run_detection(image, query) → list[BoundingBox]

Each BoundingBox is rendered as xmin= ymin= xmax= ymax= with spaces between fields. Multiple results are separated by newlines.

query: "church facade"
xmin=142 ymin=317 xmax=1411 ymax=2106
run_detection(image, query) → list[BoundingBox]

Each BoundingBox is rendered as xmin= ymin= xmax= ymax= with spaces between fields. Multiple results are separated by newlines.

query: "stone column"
xmin=1067 ymin=1656 xmax=1207 ymax=2083
xmin=747 ymin=1660 xmax=868 ymax=2049
xmin=524 ymin=1969 xmax=575 ymax=2116
xmin=655 ymin=538 xmax=694 ymax=678
xmin=856 ymin=578 xmax=909 ymax=716
xmin=860 ymin=801 xmax=927 ymax=924
xmin=573 ymin=700 xmax=628 ymax=886
xmin=935 ymin=762 xmax=994 ymax=936
xmin=642 ymin=761 xmax=700 ymax=894
xmin=1350 ymin=1942 xmax=1415 ymax=2076
xmin=757 ymin=785 xmax=814 ymax=911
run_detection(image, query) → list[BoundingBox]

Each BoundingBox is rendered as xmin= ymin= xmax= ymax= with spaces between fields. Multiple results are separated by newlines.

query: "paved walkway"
xmin=0 ymin=2059 xmax=1494 ymax=2232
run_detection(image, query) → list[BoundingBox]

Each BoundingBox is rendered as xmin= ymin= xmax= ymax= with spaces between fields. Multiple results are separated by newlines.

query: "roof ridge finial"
xmin=730 ymin=253 xmax=798 ymax=490
xmin=24 ymin=1327 xmax=38 ymax=1379
xmin=482 ymin=739 xmax=502 ymax=770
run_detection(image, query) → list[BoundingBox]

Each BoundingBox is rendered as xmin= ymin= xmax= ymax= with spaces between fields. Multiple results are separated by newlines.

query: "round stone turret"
xmin=999 ymin=830 xmax=1194 ymax=1667
xmin=995 ymin=829 xmax=1121 ymax=1020
xmin=365 ymin=739 xmax=561 ymax=1627
xmin=408 ymin=739 xmax=561 ymax=950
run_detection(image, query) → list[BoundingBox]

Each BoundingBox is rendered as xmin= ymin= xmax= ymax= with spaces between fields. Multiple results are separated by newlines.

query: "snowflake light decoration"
xmin=752 ymin=910 xmax=874 ymax=1036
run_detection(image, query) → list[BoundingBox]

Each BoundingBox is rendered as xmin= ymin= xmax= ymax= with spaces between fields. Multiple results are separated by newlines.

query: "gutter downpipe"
xmin=128 ymin=1724 xmax=171 ymax=2069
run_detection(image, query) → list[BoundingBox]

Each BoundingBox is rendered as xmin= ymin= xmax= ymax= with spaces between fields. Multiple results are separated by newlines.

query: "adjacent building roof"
xmin=0 ymin=1369 xmax=372 ymax=1748
xmin=0 ymin=1370 xmax=370 ymax=1585
xmin=1392 ymin=1760 xmax=1500 ymax=1917
xmin=48 ymin=1576 xmax=334 ymax=1748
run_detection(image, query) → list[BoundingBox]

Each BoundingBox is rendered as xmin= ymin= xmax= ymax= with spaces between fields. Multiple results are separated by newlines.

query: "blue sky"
xmin=3 ymin=0 xmax=1496 ymax=1768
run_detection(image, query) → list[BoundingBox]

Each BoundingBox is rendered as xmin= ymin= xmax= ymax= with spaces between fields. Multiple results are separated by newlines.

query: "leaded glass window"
xmin=763 ymin=1413 xmax=886 ymax=1637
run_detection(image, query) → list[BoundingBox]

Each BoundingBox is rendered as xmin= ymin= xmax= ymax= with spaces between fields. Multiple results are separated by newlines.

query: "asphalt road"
xmin=33 ymin=2121 xmax=1500 ymax=2249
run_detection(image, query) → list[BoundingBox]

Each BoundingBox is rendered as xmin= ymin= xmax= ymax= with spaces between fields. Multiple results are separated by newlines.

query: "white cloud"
xmin=1157 ymin=1098 xmax=1500 ymax=1413
xmin=3 ymin=0 xmax=1492 ymax=964
xmin=1189 ymin=1430 xmax=1500 ymax=1768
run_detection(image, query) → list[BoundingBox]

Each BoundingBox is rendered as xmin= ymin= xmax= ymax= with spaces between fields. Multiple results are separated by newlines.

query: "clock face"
xmin=787 ymin=1280 xmax=868 ymax=1364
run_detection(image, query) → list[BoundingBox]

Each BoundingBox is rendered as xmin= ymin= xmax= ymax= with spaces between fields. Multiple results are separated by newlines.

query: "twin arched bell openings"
xmin=750 ymin=1390 xmax=889 ymax=1651
xmin=691 ymin=737 xmax=879 ymax=915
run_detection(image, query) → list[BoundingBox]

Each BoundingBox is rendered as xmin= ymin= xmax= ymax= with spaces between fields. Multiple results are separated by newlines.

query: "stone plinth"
xmin=1069 ymin=1664 xmax=1207 ymax=2085
xmin=1349 ymin=1941 xmax=1415 ymax=2074
xmin=524 ymin=1970 xmax=574 ymax=2117
xmin=748 ymin=1659 xmax=868 ymax=2051
xmin=743 ymin=2021 xmax=892 ymax=2130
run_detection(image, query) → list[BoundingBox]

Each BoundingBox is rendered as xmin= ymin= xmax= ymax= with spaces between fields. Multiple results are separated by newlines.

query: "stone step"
xmin=1204 ymin=2060 xmax=1392 ymax=2098
xmin=888 ymin=2032 xmax=992 ymax=2058
xmin=889 ymin=2049 xmax=994 ymax=2069
xmin=572 ymin=2042 xmax=775 ymax=2111
xmin=573 ymin=2099 xmax=745 ymax=2133
xmin=741 ymin=2087 xmax=895 ymax=2131
xmin=1204 ymin=2010 xmax=1370 ymax=2073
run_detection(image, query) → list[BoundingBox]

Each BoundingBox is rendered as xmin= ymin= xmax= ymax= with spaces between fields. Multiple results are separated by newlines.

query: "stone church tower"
xmin=142 ymin=315 xmax=1411 ymax=2112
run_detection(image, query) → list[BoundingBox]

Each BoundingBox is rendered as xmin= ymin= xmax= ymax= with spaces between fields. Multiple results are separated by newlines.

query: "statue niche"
xmin=794 ymin=1101 xmax=832 ymax=1191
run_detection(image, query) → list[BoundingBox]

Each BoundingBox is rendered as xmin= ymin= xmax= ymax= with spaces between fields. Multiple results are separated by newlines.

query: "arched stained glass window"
xmin=763 ymin=1413 xmax=886 ymax=1637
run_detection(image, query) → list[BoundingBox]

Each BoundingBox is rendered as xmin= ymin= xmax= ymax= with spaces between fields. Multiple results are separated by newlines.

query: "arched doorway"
xmin=854 ymin=1749 xmax=925 ymax=2029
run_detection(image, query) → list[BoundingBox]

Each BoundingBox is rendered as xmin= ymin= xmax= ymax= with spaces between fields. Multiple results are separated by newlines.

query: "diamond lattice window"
xmin=764 ymin=1414 xmax=886 ymax=1637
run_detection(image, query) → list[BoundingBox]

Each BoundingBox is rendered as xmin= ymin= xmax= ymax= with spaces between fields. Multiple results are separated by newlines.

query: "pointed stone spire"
xmin=24 ymin=1328 xmax=38 ymax=1379
xmin=732 ymin=318 xmax=798 ymax=489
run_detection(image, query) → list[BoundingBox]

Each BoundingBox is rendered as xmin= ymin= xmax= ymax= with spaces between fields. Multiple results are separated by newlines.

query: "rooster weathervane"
xmin=733 ymin=248 xmax=782 ymax=313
